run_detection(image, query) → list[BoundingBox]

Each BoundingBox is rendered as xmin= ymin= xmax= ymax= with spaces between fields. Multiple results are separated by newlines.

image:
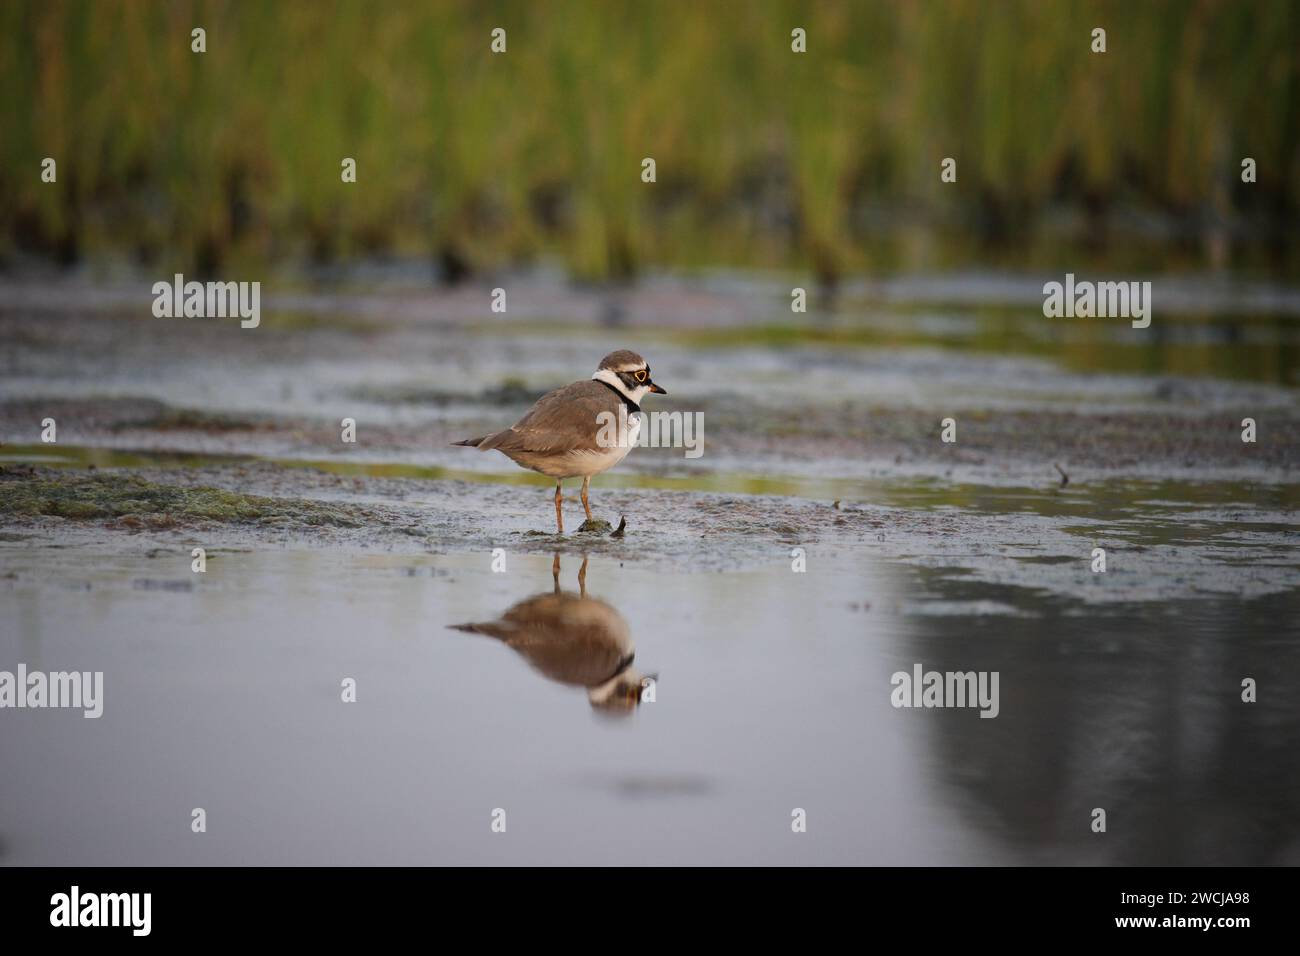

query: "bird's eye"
xmin=634 ymin=370 xmax=648 ymax=382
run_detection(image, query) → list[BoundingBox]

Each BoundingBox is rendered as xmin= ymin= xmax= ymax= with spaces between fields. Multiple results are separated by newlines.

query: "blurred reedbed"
xmin=1 ymin=0 xmax=1298 ymax=282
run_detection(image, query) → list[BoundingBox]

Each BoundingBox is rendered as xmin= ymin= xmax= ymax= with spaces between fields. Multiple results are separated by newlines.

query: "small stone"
xmin=577 ymin=518 xmax=613 ymax=534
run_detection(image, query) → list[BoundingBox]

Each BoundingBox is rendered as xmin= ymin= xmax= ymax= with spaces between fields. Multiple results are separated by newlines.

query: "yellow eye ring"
xmin=634 ymin=370 xmax=648 ymax=382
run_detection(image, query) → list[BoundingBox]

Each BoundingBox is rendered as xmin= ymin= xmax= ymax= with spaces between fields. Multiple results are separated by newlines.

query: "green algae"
xmin=0 ymin=469 xmax=366 ymax=529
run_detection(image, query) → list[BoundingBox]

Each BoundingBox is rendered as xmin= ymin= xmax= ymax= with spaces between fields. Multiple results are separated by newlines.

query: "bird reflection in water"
xmin=450 ymin=554 xmax=654 ymax=716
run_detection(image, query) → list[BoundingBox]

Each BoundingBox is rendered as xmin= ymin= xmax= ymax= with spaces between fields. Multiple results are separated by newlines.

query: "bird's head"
xmin=592 ymin=350 xmax=666 ymax=404
xmin=587 ymin=669 xmax=656 ymax=717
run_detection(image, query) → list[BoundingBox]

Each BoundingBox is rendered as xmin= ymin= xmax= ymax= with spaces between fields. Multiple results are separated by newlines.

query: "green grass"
xmin=2 ymin=0 xmax=1297 ymax=279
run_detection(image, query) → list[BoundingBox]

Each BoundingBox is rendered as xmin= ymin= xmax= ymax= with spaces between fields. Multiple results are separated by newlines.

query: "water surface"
xmin=3 ymin=542 xmax=1296 ymax=865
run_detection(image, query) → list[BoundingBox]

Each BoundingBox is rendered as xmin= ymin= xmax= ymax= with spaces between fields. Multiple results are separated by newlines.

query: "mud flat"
xmin=2 ymin=276 xmax=1296 ymax=599
xmin=2 ymin=452 xmax=1295 ymax=606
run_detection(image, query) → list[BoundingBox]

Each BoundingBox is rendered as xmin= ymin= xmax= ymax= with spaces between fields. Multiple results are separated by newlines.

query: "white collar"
xmin=592 ymin=368 xmax=650 ymax=405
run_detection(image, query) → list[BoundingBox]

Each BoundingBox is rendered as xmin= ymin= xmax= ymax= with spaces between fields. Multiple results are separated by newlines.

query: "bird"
xmin=449 ymin=554 xmax=653 ymax=715
xmin=452 ymin=350 xmax=666 ymax=533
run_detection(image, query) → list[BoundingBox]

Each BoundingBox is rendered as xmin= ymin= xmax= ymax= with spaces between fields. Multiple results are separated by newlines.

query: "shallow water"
xmin=2 ymin=274 xmax=1297 ymax=864
xmin=2 ymin=544 xmax=1296 ymax=865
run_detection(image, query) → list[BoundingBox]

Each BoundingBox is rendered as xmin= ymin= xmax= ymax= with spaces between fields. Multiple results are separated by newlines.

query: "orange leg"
xmin=553 ymin=481 xmax=564 ymax=534
xmin=581 ymin=476 xmax=593 ymax=522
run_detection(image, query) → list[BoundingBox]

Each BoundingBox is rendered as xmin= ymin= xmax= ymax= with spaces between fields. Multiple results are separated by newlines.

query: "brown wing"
xmin=478 ymin=380 xmax=621 ymax=455
xmin=502 ymin=593 xmax=633 ymax=686
xmin=451 ymin=592 xmax=635 ymax=688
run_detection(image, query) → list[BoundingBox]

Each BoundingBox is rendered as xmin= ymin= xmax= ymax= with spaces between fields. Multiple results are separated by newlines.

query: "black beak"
xmin=648 ymin=381 xmax=667 ymax=395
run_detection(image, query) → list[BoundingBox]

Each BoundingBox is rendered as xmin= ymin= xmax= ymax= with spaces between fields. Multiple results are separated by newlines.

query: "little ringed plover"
xmin=453 ymin=350 xmax=666 ymax=533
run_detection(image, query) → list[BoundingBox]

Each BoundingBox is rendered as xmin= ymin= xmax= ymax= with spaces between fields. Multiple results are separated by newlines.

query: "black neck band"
xmin=597 ymin=378 xmax=641 ymax=414
xmin=601 ymin=650 xmax=637 ymax=684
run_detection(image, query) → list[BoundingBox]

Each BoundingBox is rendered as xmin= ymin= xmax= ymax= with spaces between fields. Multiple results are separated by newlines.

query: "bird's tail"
xmin=451 ymin=436 xmax=487 ymax=448
xmin=447 ymin=622 xmax=510 ymax=642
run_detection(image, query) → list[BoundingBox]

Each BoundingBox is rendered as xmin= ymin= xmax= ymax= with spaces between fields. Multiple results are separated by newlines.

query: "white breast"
xmin=512 ymin=407 xmax=641 ymax=479
xmin=572 ymin=410 xmax=639 ymax=477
